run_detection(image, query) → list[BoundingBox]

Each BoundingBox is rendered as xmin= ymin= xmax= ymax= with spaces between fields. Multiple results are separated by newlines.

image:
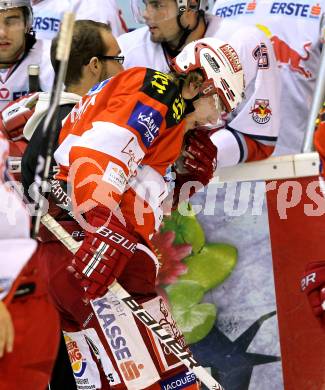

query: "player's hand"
xmin=301 ymin=261 xmax=325 ymax=327
xmin=172 ymin=130 xmax=217 ymax=207
xmin=0 ymin=93 xmax=39 ymax=141
xmin=182 ymin=129 xmax=217 ymax=184
xmin=70 ymin=207 xmax=138 ymax=300
xmin=0 ymin=301 xmax=14 ymax=358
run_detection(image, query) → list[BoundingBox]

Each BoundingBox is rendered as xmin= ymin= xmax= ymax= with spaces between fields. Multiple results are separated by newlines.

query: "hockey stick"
xmin=40 ymin=213 xmax=224 ymax=390
xmin=32 ymin=12 xmax=75 ymax=237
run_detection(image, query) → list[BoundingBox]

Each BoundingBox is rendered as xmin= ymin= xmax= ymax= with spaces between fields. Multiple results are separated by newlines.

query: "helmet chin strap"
xmin=174 ymin=9 xmax=204 ymax=51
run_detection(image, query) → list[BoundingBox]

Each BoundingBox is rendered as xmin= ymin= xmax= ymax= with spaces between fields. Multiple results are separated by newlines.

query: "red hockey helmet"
xmin=171 ymin=37 xmax=245 ymax=113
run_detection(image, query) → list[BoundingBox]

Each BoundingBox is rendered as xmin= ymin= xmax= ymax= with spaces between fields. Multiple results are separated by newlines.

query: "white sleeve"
xmin=210 ymin=128 xmax=248 ymax=167
xmin=39 ymin=39 xmax=55 ymax=92
xmin=74 ymin=0 xmax=128 ymax=36
xmin=219 ymin=24 xmax=281 ymax=144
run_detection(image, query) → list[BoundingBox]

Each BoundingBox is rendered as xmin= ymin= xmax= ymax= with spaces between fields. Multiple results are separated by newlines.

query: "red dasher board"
xmin=266 ymin=176 xmax=325 ymax=390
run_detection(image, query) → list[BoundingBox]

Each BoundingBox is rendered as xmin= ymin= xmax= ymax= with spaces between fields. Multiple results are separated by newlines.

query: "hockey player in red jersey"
xmin=0 ymin=130 xmax=60 ymax=390
xmin=118 ymin=0 xmax=280 ymax=169
xmin=37 ymin=37 xmax=244 ymax=389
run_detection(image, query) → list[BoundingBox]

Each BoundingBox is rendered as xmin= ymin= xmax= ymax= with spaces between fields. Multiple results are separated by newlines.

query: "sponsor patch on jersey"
xmin=127 ymin=101 xmax=163 ymax=148
xmin=33 ymin=16 xmax=60 ymax=33
xmin=250 ymin=99 xmax=272 ymax=124
xmin=92 ymin=294 xmax=160 ymax=386
xmin=141 ymin=69 xmax=186 ymax=127
xmin=65 ymin=334 xmax=88 ymax=378
xmin=141 ymin=70 xmax=176 ymax=104
xmin=215 ymin=2 xmax=255 ymax=18
xmin=102 ymin=161 xmax=128 ymax=193
xmin=159 ymin=371 xmax=197 ymax=390
xmin=220 ymin=44 xmax=242 ymax=73
xmin=64 ymin=331 xmax=102 ymax=389
xmin=270 ymin=2 xmax=321 ymax=19
xmin=170 ymin=95 xmax=186 ymax=124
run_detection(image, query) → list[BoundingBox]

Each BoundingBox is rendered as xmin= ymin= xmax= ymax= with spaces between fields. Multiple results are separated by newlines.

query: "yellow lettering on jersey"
xmin=172 ymin=96 xmax=185 ymax=122
xmin=151 ymin=71 xmax=170 ymax=94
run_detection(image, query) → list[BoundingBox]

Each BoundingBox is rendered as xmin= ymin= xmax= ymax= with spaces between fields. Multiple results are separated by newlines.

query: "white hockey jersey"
xmin=212 ymin=0 xmax=325 ymax=154
xmin=31 ymin=0 xmax=128 ymax=41
xmin=0 ymin=39 xmax=53 ymax=111
xmin=117 ymin=16 xmax=280 ymax=166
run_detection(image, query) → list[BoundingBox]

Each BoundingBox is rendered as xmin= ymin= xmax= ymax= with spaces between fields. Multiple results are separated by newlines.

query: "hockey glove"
xmin=173 ymin=129 xmax=217 ymax=207
xmin=301 ymin=261 xmax=325 ymax=327
xmin=71 ymin=207 xmax=138 ymax=299
xmin=0 ymin=93 xmax=39 ymax=141
xmin=182 ymin=129 xmax=217 ymax=181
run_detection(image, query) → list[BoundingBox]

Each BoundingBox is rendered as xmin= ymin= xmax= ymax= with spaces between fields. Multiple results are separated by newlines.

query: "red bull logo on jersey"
xmin=272 ymin=37 xmax=312 ymax=78
xmin=65 ymin=335 xmax=87 ymax=378
xmin=256 ymin=24 xmax=312 ymax=78
xmin=250 ymin=99 xmax=272 ymax=124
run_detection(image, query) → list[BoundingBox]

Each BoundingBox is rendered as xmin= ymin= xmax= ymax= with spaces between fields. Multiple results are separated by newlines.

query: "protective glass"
xmin=131 ymin=0 xmax=178 ymax=24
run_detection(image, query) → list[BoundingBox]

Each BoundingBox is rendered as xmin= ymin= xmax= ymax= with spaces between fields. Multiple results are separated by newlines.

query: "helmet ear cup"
xmin=0 ymin=0 xmax=33 ymax=30
xmin=171 ymin=37 xmax=245 ymax=112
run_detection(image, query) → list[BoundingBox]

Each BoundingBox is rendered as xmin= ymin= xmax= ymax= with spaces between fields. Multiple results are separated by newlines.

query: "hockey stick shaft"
xmin=40 ymin=213 xmax=224 ymax=390
xmin=32 ymin=12 xmax=75 ymax=237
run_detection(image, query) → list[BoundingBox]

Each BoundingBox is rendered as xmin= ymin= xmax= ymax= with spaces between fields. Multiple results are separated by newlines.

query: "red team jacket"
xmin=54 ymin=67 xmax=187 ymax=244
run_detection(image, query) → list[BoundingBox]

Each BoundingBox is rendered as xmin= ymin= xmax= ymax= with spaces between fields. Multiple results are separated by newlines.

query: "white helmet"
xmin=131 ymin=0 xmax=209 ymax=24
xmin=171 ymin=37 xmax=245 ymax=113
xmin=0 ymin=0 xmax=33 ymax=29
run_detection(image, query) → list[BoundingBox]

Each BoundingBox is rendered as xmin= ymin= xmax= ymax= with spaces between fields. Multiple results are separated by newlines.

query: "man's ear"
xmin=88 ymin=57 xmax=101 ymax=75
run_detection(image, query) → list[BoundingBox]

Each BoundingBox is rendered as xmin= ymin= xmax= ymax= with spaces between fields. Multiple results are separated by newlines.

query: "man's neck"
xmin=167 ymin=15 xmax=206 ymax=52
xmin=0 ymin=44 xmax=26 ymax=69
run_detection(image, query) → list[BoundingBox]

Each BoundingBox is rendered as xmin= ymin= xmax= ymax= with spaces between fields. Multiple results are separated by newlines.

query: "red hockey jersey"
xmin=54 ymin=67 xmax=186 ymax=244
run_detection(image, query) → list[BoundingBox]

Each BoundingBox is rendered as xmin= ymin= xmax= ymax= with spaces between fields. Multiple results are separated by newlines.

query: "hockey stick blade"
xmin=32 ymin=12 xmax=75 ymax=237
xmin=40 ymin=213 xmax=225 ymax=390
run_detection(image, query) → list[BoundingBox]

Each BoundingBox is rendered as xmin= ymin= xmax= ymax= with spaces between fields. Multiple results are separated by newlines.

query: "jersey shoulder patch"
xmin=140 ymin=69 xmax=186 ymax=128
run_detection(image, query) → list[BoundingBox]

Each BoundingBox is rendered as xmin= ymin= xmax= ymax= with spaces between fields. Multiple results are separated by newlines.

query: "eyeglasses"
xmin=97 ymin=55 xmax=125 ymax=64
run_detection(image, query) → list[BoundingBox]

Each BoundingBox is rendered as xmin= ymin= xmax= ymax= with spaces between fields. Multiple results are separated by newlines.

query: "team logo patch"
xmin=219 ymin=44 xmax=242 ymax=73
xmin=159 ymin=371 xmax=197 ymax=390
xmin=65 ymin=334 xmax=88 ymax=378
xmin=0 ymin=88 xmax=9 ymax=100
xmin=250 ymin=99 xmax=272 ymax=124
xmin=127 ymin=101 xmax=163 ymax=148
